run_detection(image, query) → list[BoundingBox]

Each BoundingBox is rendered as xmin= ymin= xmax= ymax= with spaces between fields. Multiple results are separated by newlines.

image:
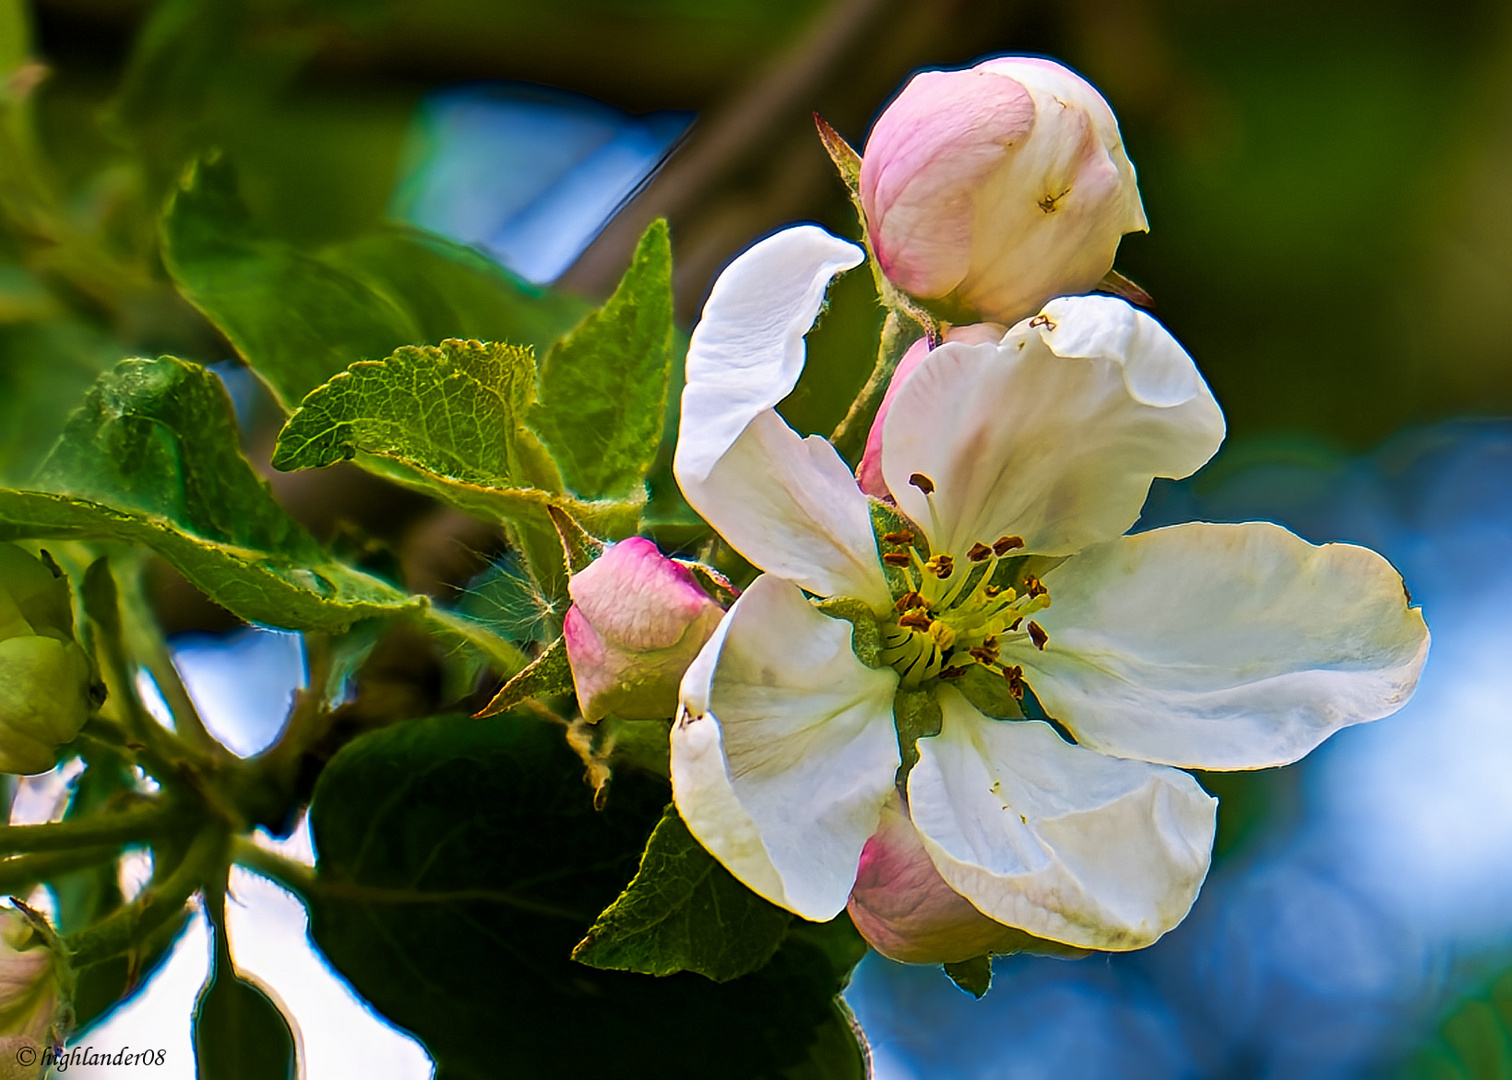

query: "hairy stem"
xmin=65 ymin=822 xmax=227 ymax=968
xmin=0 ymin=800 xmax=174 ymax=856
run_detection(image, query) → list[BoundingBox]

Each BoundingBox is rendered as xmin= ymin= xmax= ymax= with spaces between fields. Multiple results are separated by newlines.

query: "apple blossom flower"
xmin=859 ymin=56 xmax=1147 ymax=325
xmin=669 ymin=226 xmax=1428 ymax=957
xmin=564 ymin=537 xmax=725 ymax=723
xmin=0 ymin=544 xmax=93 ymax=776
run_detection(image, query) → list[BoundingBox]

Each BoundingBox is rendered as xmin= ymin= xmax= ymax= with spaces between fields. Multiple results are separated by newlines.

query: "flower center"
xmin=878 ymin=527 xmax=1051 ymax=690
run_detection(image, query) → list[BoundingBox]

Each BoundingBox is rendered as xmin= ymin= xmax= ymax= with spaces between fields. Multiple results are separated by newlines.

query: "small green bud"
xmin=0 ymin=545 xmax=93 ymax=775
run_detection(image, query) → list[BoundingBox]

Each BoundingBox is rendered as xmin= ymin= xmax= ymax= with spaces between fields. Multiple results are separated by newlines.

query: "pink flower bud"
xmin=857 ymin=323 xmax=1004 ymax=500
xmin=848 ymin=796 xmax=1089 ymax=965
xmin=847 ymin=797 xmax=1029 ymax=964
xmin=859 ymin=57 xmax=1147 ymax=324
xmin=564 ymin=538 xmax=725 ymax=723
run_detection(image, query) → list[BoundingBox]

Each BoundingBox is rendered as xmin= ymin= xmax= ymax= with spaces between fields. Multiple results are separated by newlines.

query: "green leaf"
xmin=35 ymin=356 xmax=321 ymax=561
xmin=193 ymin=925 xmax=297 ymax=1080
xmin=573 ymin=803 xmax=792 ymax=982
xmin=0 ymin=488 xmax=418 ymax=634
xmin=0 ymin=320 xmax=118 ymax=485
xmin=161 ymin=155 xmax=589 ymax=410
xmin=1406 ymin=970 xmax=1512 ymax=1080
xmin=942 ymin=955 xmax=992 ymax=999
xmin=307 ymin=714 xmax=866 ymax=1080
xmin=473 ymin=635 xmax=573 ymax=718
xmin=528 ymin=219 xmax=674 ymax=500
xmin=272 ymin=339 xmax=541 ymax=488
xmin=1 ymin=355 xmax=416 ymax=632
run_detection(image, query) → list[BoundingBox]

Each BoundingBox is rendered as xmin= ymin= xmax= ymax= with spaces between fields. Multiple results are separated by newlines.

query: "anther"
xmin=881 ymin=552 xmax=912 ymax=568
xmin=925 ymin=554 xmax=954 ymax=579
xmin=1028 ymin=314 xmax=1057 ymax=331
xmin=894 ymin=591 xmax=926 ymax=612
xmin=968 ymin=644 xmax=999 ymax=664
xmin=1028 ymin=621 xmax=1049 ymax=650
xmin=984 ymin=584 xmax=1003 ymax=599
xmin=938 ymin=666 xmax=969 ymax=680
xmin=1023 ymin=575 xmax=1048 ymax=598
xmin=908 ymin=472 xmax=936 ymax=495
xmin=1008 ymin=617 xmax=1023 ymax=631
xmin=882 ymin=530 xmax=915 ymax=545
xmin=897 ymin=611 xmax=933 ymax=631
xmin=1004 ymin=665 xmax=1025 ymax=700
xmin=967 ymin=542 xmax=993 ymax=562
xmin=993 ymin=536 xmax=1025 ymax=555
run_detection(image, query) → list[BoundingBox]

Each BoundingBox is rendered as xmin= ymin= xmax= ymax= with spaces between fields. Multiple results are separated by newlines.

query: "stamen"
xmin=1028 ymin=621 xmax=1049 ymax=650
xmin=993 ymin=536 xmax=1025 ymax=555
xmin=938 ymin=666 xmax=969 ymax=680
xmin=898 ymin=611 xmax=932 ymax=631
xmin=1008 ymin=617 xmax=1023 ymax=631
xmin=882 ymin=530 xmax=915 ymax=545
xmin=1023 ymin=574 xmax=1048 ymax=598
xmin=1004 ymin=665 xmax=1025 ymax=700
xmin=894 ymin=591 xmax=926 ymax=612
xmin=984 ymin=584 xmax=1004 ymax=599
xmin=1028 ymin=314 xmax=1057 ymax=331
xmin=925 ymin=554 xmax=955 ymax=579
xmin=967 ymin=542 xmax=993 ymax=562
xmin=968 ymin=643 xmax=999 ymax=664
xmin=881 ymin=552 xmax=912 ymax=568
xmin=908 ymin=472 xmax=936 ymax=494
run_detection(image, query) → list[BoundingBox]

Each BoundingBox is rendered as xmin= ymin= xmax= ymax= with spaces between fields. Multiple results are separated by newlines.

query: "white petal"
xmin=881 ymin=295 xmax=1224 ymax=558
xmin=676 ymin=225 xmax=863 ymax=482
xmin=675 ymin=226 xmax=886 ymax=606
xmin=1016 ymin=521 xmax=1431 ymax=769
xmin=672 ymin=574 xmax=901 ymax=920
xmin=908 ymin=687 xmax=1215 ymax=949
xmin=682 ymin=410 xmax=891 ymax=608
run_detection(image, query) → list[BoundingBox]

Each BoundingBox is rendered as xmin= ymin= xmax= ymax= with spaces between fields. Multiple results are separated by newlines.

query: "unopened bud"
xmin=859 ymin=57 xmax=1146 ymax=325
xmin=847 ymin=797 xmax=1086 ymax=965
xmin=0 ymin=907 xmax=62 ymax=1061
xmin=563 ymin=538 xmax=725 ymax=723
xmin=0 ymin=546 xmax=92 ymax=775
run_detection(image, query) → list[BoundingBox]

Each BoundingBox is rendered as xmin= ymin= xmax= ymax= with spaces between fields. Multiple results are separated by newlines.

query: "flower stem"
xmin=0 ymin=800 xmax=174 ymax=855
xmin=64 ymin=822 xmax=227 ymax=969
xmin=0 ymin=846 xmax=121 ymax=893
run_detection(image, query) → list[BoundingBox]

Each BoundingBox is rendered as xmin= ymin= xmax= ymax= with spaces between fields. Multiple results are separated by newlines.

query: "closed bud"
xmin=564 ymin=538 xmax=725 ymax=723
xmin=859 ymin=57 xmax=1146 ymax=325
xmin=0 ymin=907 xmax=63 ymax=1068
xmin=0 ymin=545 xmax=93 ymax=775
xmin=847 ymin=797 xmax=1088 ymax=965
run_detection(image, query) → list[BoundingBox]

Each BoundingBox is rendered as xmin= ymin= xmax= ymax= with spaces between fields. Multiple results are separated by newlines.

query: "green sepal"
xmin=893 ymin=687 xmax=942 ymax=781
xmin=868 ymin=498 xmax=928 ymax=601
xmin=473 ymin=635 xmax=573 ymax=718
xmin=816 ymin=596 xmax=883 ymax=669
xmin=942 ymin=955 xmax=992 ymax=999
xmin=547 ymin=505 xmax=606 ymax=575
xmin=953 ymin=664 xmax=1025 ymax=721
xmin=573 ymin=803 xmax=792 ymax=983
